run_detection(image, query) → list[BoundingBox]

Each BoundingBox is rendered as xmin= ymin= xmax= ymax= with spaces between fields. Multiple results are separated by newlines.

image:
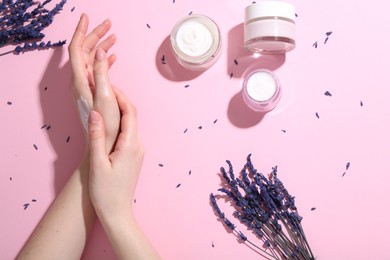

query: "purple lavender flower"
xmin=13 ymin=39 xmax=66 ymax=54
xmin=238 ymin=231 xmax=247 ymax=241
xmin=1 ymin=0 xmax=67 ymax=55
xmin=210 ymin=154 xmax=315 ymax=260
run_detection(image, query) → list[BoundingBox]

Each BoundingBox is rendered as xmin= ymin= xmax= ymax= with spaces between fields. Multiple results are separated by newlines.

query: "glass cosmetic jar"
xmin=244 ymin=1 xmax=296 ymax=54
xmin=170 ymin=14 xmax=222 ymax=71
xmin=242 ymin=69 xmax=281 ymax=112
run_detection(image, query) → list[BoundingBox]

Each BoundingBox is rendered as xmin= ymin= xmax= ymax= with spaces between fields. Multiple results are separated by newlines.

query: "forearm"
xmin=100 ymin=210 xmax=160 ymax=260
xmin=17 ymin=160 xmax=96 ymax=260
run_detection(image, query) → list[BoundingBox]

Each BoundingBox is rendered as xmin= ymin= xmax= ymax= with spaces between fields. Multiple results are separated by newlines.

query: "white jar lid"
xmin=245 ymin=1 xmax=296 ymax=22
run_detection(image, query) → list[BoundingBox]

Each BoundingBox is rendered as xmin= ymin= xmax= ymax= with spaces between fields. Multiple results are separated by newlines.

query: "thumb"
xmin=88 ymin=110 xmax=107 ymax=166
xmin=93 ymin=48 xmax=111 ymax=99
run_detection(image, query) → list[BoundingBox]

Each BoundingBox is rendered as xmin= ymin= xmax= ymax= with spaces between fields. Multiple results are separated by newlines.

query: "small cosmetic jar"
xmin=242 ymin=69 xmax=281 ymax=112
xmin=170 ymin=14 xmax=222 ymax=71
xmin=244 ymin=1 xmax=296 ymax=54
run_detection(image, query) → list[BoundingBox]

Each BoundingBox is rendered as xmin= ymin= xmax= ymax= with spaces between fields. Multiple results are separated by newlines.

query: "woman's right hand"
xmin=88 ymin=86 xmax=144 ymax=220
xmin=87 ymin=93 xmax=160 ymax=259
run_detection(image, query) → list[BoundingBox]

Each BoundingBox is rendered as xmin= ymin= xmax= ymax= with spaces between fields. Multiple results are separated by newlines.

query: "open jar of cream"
xmin=244 ymin=1 xmax=296 ymax=54
xmin=170 ymin=14 xmax=222 ymax=71
xmin=242 ymin=69 xmax=281 ymax=112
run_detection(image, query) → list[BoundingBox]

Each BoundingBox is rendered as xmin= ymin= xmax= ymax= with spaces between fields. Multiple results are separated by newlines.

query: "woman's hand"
xmin=88 ymin=89 xmax=160 ymax=260
xmin=69 ymin=13 xmax=120 ymax=153
xmin=88 ymin=87 xmax=144 ymax=220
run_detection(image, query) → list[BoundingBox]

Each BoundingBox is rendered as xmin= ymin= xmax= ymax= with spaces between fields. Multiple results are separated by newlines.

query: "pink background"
xmin=1 ymin=0 xmax=390 ymax=259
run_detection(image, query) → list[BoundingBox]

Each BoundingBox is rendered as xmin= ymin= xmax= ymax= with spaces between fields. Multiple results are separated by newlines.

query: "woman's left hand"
xmin=68 ymin=13 xmax=120 ymax=153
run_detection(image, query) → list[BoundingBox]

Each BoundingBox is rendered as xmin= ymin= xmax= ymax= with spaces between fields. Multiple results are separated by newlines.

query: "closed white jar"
xmin=244 ymin=1 xmax=296 ymax=54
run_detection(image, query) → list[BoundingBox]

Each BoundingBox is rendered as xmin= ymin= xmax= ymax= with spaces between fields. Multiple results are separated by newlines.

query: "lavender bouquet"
xmin=0 ymin=0 xmax=67 ymax=55
xmin=210 ymin=154 xmax=315 ymax=260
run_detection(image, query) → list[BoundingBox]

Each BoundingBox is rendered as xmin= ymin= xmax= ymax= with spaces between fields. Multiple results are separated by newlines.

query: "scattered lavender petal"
xmin=66 ymin=136 xmax=70 ymax=143
xmin=213 ymin=119 xmax=218 ymax=124
xmin=134 ymin=199 xmax=137 ymax=203
xmin=189 ymin=11 xmax=193 ymax=15
xmin=342 ymin=172 xmax=347 ymax=177
xmin=360 ymin=100 xmax=364 ymax=107
xmin=23 ymin=203 xmax=30 ymax=210
xmin=198 ymin=126 xmax=203 ymax=130
xmin=176 ymin=183 xmax=181 ymax=188
xmin=184 ymin=84 xmax=190 ymax=88
xmin=189 ymin=170 xmax=192 ymax=175
xmin=46 ymin=125 xmax=51 ymax=130
xmin=326 ymin=31 xmax=333 ymax=36
xmin=324 ymin=91 xmax=332 ymax=96
xmin=44 ymin=87 xmax=48 ymax=91
xmin=184 ymin=128 xmax=188 ymax=133
xmin=313 ymin=41 xmax=318 ymax=48
xmin=311 ymin=207 xmax=316 ymax=211
xmin=161 ymin=54 xmax=165 ymax=62
xmin=315 ymin=112 xmax=320 ymax=119
xmin=281 ymin=129 xmax=287 ymax=133
xmin=146 ymin=24 xmax=151 ymax=29
xmin=324 ymin=37 xmax=329 ymax=44
xmin=158 ymin=163 xmax=164 ymax=167
xmin=33 ymin=144 xmax=38 ymax=150
xmin=230 ymin=72 xmax=233 ymax=79
xmin=234 ymin=59 xmax=238 ymax=65
xmin=41 ymin=125 xmax=47 ymax=129
xmin=71 ymin=6 xmax=75 ymax=12
xmin=32 ymin=199 xmax=37 ymax=202
xmin=212 ymin=241 xmax=215 ymax=247
xmin=295 ymin=13 xmax=298 ymax=17
xmin=346 ymin=162 xmax=350 ymax=170
xmin=162 ymin=61 xmax=166 ymax=65
xmin=10 ymin=177 xmax=13 ymax=181
xmin=173 ymin=0 xmax=175 ymax=3
xmin=7 ymin=101 xmax=12 ymax=105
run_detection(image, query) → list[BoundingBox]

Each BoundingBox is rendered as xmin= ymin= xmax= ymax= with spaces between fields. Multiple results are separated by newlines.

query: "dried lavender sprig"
xmin=0 ymin=0 xmax=66 ymax=50
xmin=14 ymin=39 xmax=66 ymax=53
xmin=210 ymin=155 xmax=315 ymax=260
xmin=210 ymin=197 xmax=277 ymax=260
xmin=1 ymin=1 xmax=48 ymax=42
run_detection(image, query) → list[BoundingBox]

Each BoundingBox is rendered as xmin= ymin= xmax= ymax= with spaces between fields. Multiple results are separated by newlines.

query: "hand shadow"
xmin=38 ymin=48 xmax=115 ymax=259
xmin=38 ymin=48 xmax=85 ymax=194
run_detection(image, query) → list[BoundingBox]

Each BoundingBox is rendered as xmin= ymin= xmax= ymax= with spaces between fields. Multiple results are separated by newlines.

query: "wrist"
xmin=98 ymin=207 xmax=134 ymax=228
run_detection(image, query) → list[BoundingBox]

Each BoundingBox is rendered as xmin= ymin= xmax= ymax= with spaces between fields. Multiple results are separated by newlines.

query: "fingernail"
xmin=77 ymin=96 xmax=90 ymax=131
xmin=95 ymin=48 xmax=106 ymax=61
xmin=89 ymin=110 xmax=100 ymax=125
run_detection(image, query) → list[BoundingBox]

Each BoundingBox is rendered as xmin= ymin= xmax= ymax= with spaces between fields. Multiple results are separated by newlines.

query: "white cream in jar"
xmin=170 ymin=14 xmax=222 ymax=70
xmin=242 ymin=69 xmax=281 ymax=112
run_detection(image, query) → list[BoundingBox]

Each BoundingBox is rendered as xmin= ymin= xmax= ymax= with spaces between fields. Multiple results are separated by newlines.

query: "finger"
xmin=108 ymin=54 xmax=116 ymax=69
xmin=93 ymin=48 xmax=113 ymax=98
xmin=84 ymin=19 xmax=112 ymax=53
xmin=92 ymin=48 xmax=119 ymax=154
xmin=97 ymin=34 xmax=116 ymax=53
xmin=88 ymin=110 xmax=108 ymax=167
xmin=69 ymin=14 xmax=89 ymax=77
xmin=112 ymin=87 xmax=138 ymax=149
